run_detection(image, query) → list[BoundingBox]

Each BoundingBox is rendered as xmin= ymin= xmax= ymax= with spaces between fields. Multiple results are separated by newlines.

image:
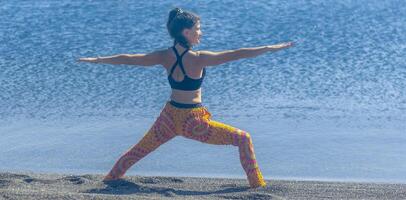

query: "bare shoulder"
xmin=156 ymin=48 xmax=173 ymax=68
xmin=187 ymin=50 xmax=207 ymax=68
xmin=188 ymin=49 xmax=223 ymax=68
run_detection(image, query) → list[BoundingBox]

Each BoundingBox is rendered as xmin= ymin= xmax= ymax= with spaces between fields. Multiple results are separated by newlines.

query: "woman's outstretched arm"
xmin=77 ymin=50 xmax=165 ymax=66
xmin=197 ymin=42 xmax=294 ymax=67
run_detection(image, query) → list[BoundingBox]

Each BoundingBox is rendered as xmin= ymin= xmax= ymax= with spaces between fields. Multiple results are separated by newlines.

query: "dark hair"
xmin=167 ymin=7 xmax=200 ymax=49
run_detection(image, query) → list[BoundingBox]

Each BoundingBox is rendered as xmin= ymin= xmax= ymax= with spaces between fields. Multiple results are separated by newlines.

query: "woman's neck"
xmin=174 ymin=42 xmax=191 ymax=52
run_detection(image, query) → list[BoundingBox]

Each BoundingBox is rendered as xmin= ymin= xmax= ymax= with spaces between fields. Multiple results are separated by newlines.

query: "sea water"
xmin=1 ymin=0 xmax=405 ymax=183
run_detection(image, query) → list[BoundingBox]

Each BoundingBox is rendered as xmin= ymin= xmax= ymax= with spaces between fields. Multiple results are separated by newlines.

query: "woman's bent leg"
xmin=104 ymin=111 xmax=176 ymax=181
xmin=179 ymin=112 xmax=267 ymax=188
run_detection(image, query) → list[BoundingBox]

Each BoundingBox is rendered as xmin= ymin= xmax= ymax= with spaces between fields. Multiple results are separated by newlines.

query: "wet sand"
xmin=0 ymin=171 xmax=405 ymax=200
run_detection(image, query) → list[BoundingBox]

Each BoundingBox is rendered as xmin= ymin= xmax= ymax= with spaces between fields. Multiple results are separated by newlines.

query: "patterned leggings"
xmin=104 ymin=101 xmax=267 ymax=188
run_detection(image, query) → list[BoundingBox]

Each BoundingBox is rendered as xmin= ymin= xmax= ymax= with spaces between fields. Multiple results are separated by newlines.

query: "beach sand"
xmin=0 ymin=171 xmax=405 ymax=200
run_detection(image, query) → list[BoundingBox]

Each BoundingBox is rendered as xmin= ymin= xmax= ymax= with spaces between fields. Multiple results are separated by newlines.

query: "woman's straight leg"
xmin=104 ymin=108 xmax=176 ymax=180
xmin=178 ymin=107 xmax=267 ymax=188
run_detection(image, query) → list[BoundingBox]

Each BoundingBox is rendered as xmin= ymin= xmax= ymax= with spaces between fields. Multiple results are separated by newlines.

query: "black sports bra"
xmin=167 ymin=46 xmax=206 ymax=91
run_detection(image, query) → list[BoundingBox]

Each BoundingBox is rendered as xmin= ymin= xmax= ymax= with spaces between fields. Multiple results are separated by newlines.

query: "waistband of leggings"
xmin=168 ymin=100 xmax=203 ymax=109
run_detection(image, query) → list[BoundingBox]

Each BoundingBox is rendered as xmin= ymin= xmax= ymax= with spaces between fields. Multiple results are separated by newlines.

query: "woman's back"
xmin=162 ymin=45 xmax=206 ymax=104
xmin=164 ymin=46 xmax=205 ymax=83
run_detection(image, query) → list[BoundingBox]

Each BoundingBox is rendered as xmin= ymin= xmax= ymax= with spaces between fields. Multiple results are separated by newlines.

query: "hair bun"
xmin=168 ymin=7 xmax=183 ymax=24
xmin=175 ymin=8 xmax=183 ymax=14
xmin=171 ymin=7 xmax=183 ymax=16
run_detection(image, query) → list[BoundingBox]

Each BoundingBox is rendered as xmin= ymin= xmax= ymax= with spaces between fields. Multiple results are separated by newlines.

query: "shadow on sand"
xmin=82 ymin=179 xmax=252 ymax=197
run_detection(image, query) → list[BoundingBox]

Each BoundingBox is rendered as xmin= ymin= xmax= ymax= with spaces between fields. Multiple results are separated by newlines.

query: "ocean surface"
xmin=1 ymin=0 xmax=405 ymax=183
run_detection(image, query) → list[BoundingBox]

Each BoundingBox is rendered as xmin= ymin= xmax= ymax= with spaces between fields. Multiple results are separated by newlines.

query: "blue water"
xmin=1 ymin=0 xmax=406 ymax=183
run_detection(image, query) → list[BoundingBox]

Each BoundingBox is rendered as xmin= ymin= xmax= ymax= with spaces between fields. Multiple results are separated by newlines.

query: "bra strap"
xmin=172 ymin=46 xmax=180 ymax=59
xmin=170 ymin=46 xmax=189 ymax=75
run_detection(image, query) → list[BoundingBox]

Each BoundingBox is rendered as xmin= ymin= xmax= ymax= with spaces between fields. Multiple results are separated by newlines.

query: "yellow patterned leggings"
xmin=104 ymin=101 xmax=267 ymax=188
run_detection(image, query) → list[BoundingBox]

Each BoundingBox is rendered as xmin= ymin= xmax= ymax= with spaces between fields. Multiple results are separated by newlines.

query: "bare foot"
xmin=102 ymin=174 xmax=121 ymax=182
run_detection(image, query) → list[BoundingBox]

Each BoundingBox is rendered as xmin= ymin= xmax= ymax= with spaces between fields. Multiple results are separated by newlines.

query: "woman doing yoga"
xmin=78 ymin=7 xmax=293 ymax=188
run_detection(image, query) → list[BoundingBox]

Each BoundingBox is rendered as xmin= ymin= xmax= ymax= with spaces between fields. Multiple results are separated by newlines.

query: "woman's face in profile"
xmin=183 ymin=20 xmax=202 ymax=46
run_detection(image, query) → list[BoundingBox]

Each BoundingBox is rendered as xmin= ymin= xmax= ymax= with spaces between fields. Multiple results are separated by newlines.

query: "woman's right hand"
xmin=269 ymin=41 xmax=294 ymax=50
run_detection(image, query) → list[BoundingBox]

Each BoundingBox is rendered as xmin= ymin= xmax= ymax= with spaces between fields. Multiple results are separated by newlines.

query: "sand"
xmin=0 ymin=171 xmax=405 ymax=200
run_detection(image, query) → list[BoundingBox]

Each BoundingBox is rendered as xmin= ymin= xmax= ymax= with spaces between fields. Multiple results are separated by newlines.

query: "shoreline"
xmin=1 ymin=171 xmax=406 ymax=199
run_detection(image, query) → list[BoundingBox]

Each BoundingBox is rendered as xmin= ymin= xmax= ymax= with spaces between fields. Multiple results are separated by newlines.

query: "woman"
xmin=78 ymin=7 xmax=293 ymax=189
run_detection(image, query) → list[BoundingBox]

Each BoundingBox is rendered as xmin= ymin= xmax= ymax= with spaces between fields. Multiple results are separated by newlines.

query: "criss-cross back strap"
xmin=169 ymin=46 xmax=189 ymax=76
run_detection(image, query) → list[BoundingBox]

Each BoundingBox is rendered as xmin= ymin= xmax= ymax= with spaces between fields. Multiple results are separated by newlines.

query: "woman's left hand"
xmin=77 ymin=57 xmax=99 ymax=63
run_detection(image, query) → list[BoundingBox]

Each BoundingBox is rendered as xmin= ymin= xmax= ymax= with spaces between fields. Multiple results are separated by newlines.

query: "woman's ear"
xmin=182 ymin=28 xmax=191 ymax=38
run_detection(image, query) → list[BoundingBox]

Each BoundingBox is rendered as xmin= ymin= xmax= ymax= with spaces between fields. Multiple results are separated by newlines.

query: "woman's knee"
xmin=243 ymin=131 xmax=252 ymax=142
xmin=231 ymin=129 xmax=251 ymax=146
